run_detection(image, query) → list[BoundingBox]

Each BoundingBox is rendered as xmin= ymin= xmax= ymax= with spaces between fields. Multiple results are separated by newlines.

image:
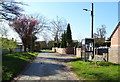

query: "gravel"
xmin=14 ymin=51 xmax=79 ymax=81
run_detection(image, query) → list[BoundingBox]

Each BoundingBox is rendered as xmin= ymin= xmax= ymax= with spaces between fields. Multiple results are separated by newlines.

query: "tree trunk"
xmin=24 ymin=45 xmax=27 ymax=52
xmin=22 ymin=39 xmax=27 ymax=52
xmin=9 ymin=49 xmax=12 ymax=54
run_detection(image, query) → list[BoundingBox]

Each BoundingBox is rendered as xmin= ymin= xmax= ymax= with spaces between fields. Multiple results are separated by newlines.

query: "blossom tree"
xmin=9 ymin=15 xmax=47 ymax=52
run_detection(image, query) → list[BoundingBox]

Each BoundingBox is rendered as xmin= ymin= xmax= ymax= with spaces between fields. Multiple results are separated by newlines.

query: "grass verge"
xmin=2 ymin=52 xmax=38 ymax=81
xmin=70 ymin=60 xmax=120 ymax=81
xmin=41 ymin=49 xmax=52 ymax=51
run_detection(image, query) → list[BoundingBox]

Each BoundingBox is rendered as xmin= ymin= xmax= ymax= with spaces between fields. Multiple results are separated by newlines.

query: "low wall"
xmin=56 ymin=48 xmax=66 ymax=54
xmin=109 ymin=48 xmax=120 ymax=64
xmin=52 ymin=47 xmax=74 ymax=54
xmin=52 ymin=47 xmax=57 ymax=52
xmin=52 ymin=47 xmax=120 ymax=64
xmin=76 ymin=48 xmax=81 ymax=57
xmin=93 ymin=53 xmax=108 ymax=62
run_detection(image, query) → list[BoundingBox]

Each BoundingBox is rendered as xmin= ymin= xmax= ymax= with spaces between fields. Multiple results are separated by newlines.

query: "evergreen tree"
xmin=61 ymin=31 xmax=67 ymax=48
xmin=66 ymin=23 xmax=72 ymax=47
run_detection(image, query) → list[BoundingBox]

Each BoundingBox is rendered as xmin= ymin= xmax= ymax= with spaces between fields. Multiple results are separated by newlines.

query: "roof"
xmin=108 ymin=21 xmax=120 ymax=41
xmin=17 ymin=42 xmax=23 ymax=45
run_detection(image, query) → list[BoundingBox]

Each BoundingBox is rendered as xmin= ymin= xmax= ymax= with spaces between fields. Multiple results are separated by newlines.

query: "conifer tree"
xmin=66 ymin=23 xmax=72 ymax=47
xmin=61 ymin=31 xmax=67 ymax=48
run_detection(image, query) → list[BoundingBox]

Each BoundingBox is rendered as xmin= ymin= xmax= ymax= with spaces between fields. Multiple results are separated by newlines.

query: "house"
xmin=108 ymin=21 xmax=120 ymax=64
xmin=16 ymin=42 xmax=24 ymax=52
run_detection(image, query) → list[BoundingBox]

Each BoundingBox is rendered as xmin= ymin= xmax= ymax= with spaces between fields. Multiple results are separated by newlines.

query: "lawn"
xmin=41 ymin=49 xmax=52 ymax=51
xmin=70 ymin=60 xmax=120 ymax=81
xmin=2 ymin=52 xmax=38 ymax=81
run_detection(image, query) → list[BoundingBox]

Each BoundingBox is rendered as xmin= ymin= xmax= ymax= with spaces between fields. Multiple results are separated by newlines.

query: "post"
xmin=91 ymin=3 xmax=94 ymax=59
xmin=91 ymin=3 xmax=94 ymax=38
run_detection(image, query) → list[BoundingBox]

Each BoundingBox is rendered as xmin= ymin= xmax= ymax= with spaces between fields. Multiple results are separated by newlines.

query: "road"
xmin=14 ymin=51 xmax=79 ymax=81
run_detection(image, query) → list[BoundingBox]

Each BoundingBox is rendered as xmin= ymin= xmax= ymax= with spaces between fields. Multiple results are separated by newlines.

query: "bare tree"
xmin=50 ymin=16 xmax=67 ymax=47
xmin=94 ymin=25 xmax=107 ymax=47
xmin=0 ymin=21 xmax=8 ymax=38
xmin=94 ymin=25 xmax=107 ymax=39
xmin=0 ymin=0 xmax=24 ymax=20
xmin=42 ymin=32 xmax=52 ymax=44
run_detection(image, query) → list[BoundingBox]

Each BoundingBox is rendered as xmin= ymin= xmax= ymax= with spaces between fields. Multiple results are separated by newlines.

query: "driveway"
xmin=14 ymin=51 xmax=79 ymax=80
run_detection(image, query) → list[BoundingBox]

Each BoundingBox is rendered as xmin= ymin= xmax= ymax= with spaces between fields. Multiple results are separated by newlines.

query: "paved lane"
xmin=14 ymin=51 xmax=79 ymax=81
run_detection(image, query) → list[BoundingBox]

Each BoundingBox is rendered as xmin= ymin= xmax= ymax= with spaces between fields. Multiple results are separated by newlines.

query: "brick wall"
xmin=111 ymin=26 xmax=120 ymax=48
xmin=109 ymin=24 xmax=120 ymax=64
xmin=118 ymin=27 xmax=120 ymax=48
xmin=109 ymin=48 xmax=120 ymax=64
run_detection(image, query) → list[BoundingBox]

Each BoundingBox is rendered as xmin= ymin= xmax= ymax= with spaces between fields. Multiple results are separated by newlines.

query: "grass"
xmin=41 ymin=49 xmax=52 ymax=51
xmin=70 ymin=60 xmax=120 ymax=81
xmin=2 ymin=52 xmax=38 ymax=81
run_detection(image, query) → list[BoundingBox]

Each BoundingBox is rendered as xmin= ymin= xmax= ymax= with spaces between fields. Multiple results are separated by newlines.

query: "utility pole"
xmin=83 ymin=3 xmax=94 ymax=38
xmin=91 ymin=3 xmax=94 ymax=38
xmin=83 ymin=3 xmax=94 ymax=60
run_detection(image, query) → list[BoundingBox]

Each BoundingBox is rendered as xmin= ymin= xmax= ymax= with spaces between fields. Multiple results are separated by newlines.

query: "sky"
xmin=6 ymin=1 xmax=119 ymax=42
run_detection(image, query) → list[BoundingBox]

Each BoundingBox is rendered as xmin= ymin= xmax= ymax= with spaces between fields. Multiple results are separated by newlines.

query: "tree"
xmin=42 ymin=32 xmax=52 ymax=44
xmin=27 ymin=34 xmax=37 ymax=51
xmin=9 ymin=15 xmax=47 ymax=52
xmin=60 ymin=31 xmax=67 ymax=48
xmin=66 ymin=23 xmax=72 ymax=47
xmin=60 ymin=23 xmax=73 ymax=48
xmin=48 ymin=41 xmax=54 ymax=49
xmin=94 ymin=25 xmax=106 ymax=39
xmin=0 ymin=0 xmax=23 ymax=20
xmin=50 ymin=16 xmax=67 ymax=47
xmin=40 ymin=41 xmax=47 ymax=49
xmin=0 ymin=21 xmax=8 ymax=38
xmin=1 ymin=38 xmax=17 ymax=53
xmin=0 ymin=21 xmax=17 ymax=53
xmin=94 ymin=25 xmax=107 ymax=47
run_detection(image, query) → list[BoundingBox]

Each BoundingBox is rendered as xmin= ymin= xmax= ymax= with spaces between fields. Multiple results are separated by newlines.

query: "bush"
xmin=95 ymin=41 xmax=111 ymax=47
xmin=95 ymin=62 xmax=117 ymax=66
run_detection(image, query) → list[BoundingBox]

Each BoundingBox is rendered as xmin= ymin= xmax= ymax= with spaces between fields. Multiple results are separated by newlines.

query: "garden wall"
xmin=76 ymin=48 xmax=81 ymax=57
xmin=52 ymin=47 xmax=120 ymax=64
xmin=52 ymin=47 xmax=74 ymax=54
xmin=52 ymin=47 xmax=57 ymax=52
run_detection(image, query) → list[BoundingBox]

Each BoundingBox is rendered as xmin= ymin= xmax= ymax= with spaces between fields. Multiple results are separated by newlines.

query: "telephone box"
xmin=81 ymin=38 xmax=94 ymax=61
